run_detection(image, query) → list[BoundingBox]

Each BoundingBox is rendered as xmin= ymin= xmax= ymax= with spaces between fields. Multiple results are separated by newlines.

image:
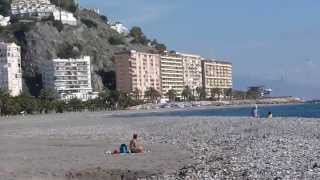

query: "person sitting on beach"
xmin=129 ymin=134 xmax=144 ymax=153
xmin=267 ymin=112 xmax=273 ymax=119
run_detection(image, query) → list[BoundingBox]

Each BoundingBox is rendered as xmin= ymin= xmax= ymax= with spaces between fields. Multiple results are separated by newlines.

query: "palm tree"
xmin=145 ymin=87 xmax=161 ymax=103
xmin=166 ymin=89 xmax=177 ymax=102
xmin=132 ymin=88 xmax=141 ymax=100
xmin=225 ymin=88 xmax=233 ymax=101
xmin=0 ymin=89 xmax=10 ymax=116
xmin=181 ymin=86 xmax=192 ymax=101
xmin=211 ymin=88 xmax=223 ymax=101
xmin=196 ymin=87 xmax=206 ymax=101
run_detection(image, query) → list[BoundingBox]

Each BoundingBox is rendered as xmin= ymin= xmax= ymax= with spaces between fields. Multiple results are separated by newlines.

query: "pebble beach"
xmin=0 ymin=110 xmax=320 ymax=179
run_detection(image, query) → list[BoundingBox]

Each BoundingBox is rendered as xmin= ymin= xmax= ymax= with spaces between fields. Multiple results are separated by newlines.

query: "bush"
xmin=81 ymin=18 xmax=98 ymax=29
xmin=0 ymin=0 xmax=10 ymax=16
xmin=57 ymin=42 xmax=81 ymax=59
xmin=100 ymin=15 xmax=108 ymax=23
xmin=53 ymin=20 xmax=64 ymax=32
xmin=108 ymin=36 xmax=125 ymax=45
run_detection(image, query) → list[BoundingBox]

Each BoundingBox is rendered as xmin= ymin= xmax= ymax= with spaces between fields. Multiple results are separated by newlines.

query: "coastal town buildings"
xmin=178 ymin=52 xmax=203 ymax=94
xmin=0 ymin=42 xmax=22 ymax=97
xmin=42 ymin=56 xmax=97 ymax=101
xmin=160 ymin=53 xmax=184 ymax=97
xmin=114 ymin=50 xmax=162 ymax=99
xmin=11 ymin=0 xmax=56 ymax=18
xmin=53 ymin=10 xmax=77 ymax=25
xmin=201 ymin=59 xmax=233 ymax=97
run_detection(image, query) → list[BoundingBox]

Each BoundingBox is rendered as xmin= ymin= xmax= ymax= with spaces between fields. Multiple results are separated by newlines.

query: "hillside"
xmin=0 ymin=8 xmax=160 ymax=96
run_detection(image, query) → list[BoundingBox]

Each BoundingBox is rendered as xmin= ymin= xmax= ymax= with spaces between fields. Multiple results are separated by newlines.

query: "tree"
xmin=196 ymin=87 xmax=206 ymax=101
xmin=108 ymin=35 xmax=125 ymax=45
xmin=0 ymin=0 xmax=10 ymax=16
xmin=67 ymin=98 xmax=84 ymax=112
xmin=39 ymin=89 xmax=56 ymax=113
xmin=181 ymin=86 xmax=193 ymax=101
xmin=0 ymin=89 xmax=10 ymax=115
xmin=166 ymin=89 xmax=177 ymax=102
xmin=210 ymin=88 xmax=223 ymax=101
xmin=225 ymin=88 xmax=233 ymax=101
xmin=145 ymin=87 xmax=161 ymax=103
xmin=129 ymin=26 xmax=148 ymax=44
xmin=132 ymin=88 xmax=141 ymax=101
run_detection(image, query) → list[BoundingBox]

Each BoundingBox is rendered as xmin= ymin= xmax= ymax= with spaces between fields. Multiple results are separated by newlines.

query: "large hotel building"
xmin=114 ymin=50 xmax=162 ymax=98
xmin=160 ymin=53 xmax=184 ymax=96
xmin=202 ymin=59 xmax=233 ymax=97
xmin=0 ymin=42 xmax=22 ymax=97
xmin=179 ymin=53 xmax=203 ymax=94
xmin=114 ymin=50 xmax=233 ymax=99
xmin=42 ymin=56 xmax=97 ymax=101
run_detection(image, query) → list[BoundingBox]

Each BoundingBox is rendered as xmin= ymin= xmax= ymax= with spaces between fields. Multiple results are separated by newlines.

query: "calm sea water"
xmin=124 ymin=103 xmax=320 ymax=118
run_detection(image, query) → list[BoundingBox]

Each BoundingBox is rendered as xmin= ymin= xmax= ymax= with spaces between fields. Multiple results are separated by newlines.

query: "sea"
xmin=124 ymin=103 xmax=320 ymax=118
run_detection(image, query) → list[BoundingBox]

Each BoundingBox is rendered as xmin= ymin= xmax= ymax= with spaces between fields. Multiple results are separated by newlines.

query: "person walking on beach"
xmin=129 ymin=134 xmax=144 ymax=153
xmin=251 ymin=104 xmax=259 ymax=118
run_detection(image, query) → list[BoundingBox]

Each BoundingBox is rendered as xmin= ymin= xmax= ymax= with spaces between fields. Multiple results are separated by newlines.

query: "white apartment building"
xmin=0 ymin=42 xmax=22 ymax=97
xmin=202 ymin=59 xmax=233 ymax=97
xmin=114 ymin=50 xmax=162 ymax=99
xmin=53 ymin=10 xmax=77 ymax=26
xmin=42 ymin=56 xmax=97 ymax=101
xmin=178 ymin=52 xmax=203 ymax=93
xmin=11 ymin=0 xmax=56 ymax=18
xmin=110 ymin=22 xmax=129 ymax=35
xmin=160 ymin=53 xmax=184 ymax=97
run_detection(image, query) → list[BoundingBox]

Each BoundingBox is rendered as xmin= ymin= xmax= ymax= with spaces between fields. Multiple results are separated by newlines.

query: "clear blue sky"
xmin=80 ymin=0 xmax=320 ymax=99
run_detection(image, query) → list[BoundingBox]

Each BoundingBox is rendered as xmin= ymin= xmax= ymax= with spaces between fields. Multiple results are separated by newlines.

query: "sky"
xmin=79 ymin=0 xmax=320 ymax=99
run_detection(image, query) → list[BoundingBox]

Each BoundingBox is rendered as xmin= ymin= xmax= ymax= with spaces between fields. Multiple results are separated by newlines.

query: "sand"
xmin=0 ymin=110 xmax=320 ymax=179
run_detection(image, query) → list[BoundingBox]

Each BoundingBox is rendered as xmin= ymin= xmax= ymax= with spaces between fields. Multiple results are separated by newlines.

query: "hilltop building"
xmin=160 ymin=52 xmax=184 ymax=97
xmin=53 ymin=10 xmax=77 ymax=26
xmin=114 ymin=50 xmax=162 ymax=99
xmin=11 ymin=0 xmax=56 ymax=18
xmin=0 ymin=42 xmax=22 ymax=97
xmin=42 ymin=56 xmax=97 ymax=101
xmin=110 ymin=22 xmax=129 ymax=35
xmin=178 ymin=52 xmax=203 ymax=94
xmin=201 ymin=59 xmax=233 ymax=97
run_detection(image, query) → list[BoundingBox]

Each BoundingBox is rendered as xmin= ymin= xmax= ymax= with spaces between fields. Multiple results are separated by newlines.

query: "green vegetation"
xmin=0 ymin=0 xmax=10 ymax=16
xmin=129 ymin=27 xmax=167 ymax=52
xmin=81 ymin=18 xmax=98 ymax=28
xmin=150 ymin=39 xmax=167 ymax=52
xmin=0 ymin=88 xmax=142 ymax=116
xmin=181 ymin=86 xmax=193 ymax=101
xmin=108 ymin=35 xmax=125 ymax=45
xmin=196 ymin=87 xmax=206 ymax=101
xmin=57 ymin=42 xmax=82 ymax=59
xmin=52 ymin=20 xmax=64 ymax=32
xmin=130 ymin=26 xmax=148 ymax=44
xmin=145 ymin=87 xmax=161 ymax=103
xmin=166 ymin=89 xmax=177 ymax=102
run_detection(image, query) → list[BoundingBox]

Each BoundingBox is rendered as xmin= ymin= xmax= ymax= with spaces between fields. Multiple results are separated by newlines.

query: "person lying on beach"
xmin=129 ymin=134 xmax=144 ymax=153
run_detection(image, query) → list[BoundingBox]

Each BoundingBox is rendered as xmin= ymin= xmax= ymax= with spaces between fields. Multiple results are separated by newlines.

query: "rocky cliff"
xmin=0 ymin=9 xmax=156 ymax=96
